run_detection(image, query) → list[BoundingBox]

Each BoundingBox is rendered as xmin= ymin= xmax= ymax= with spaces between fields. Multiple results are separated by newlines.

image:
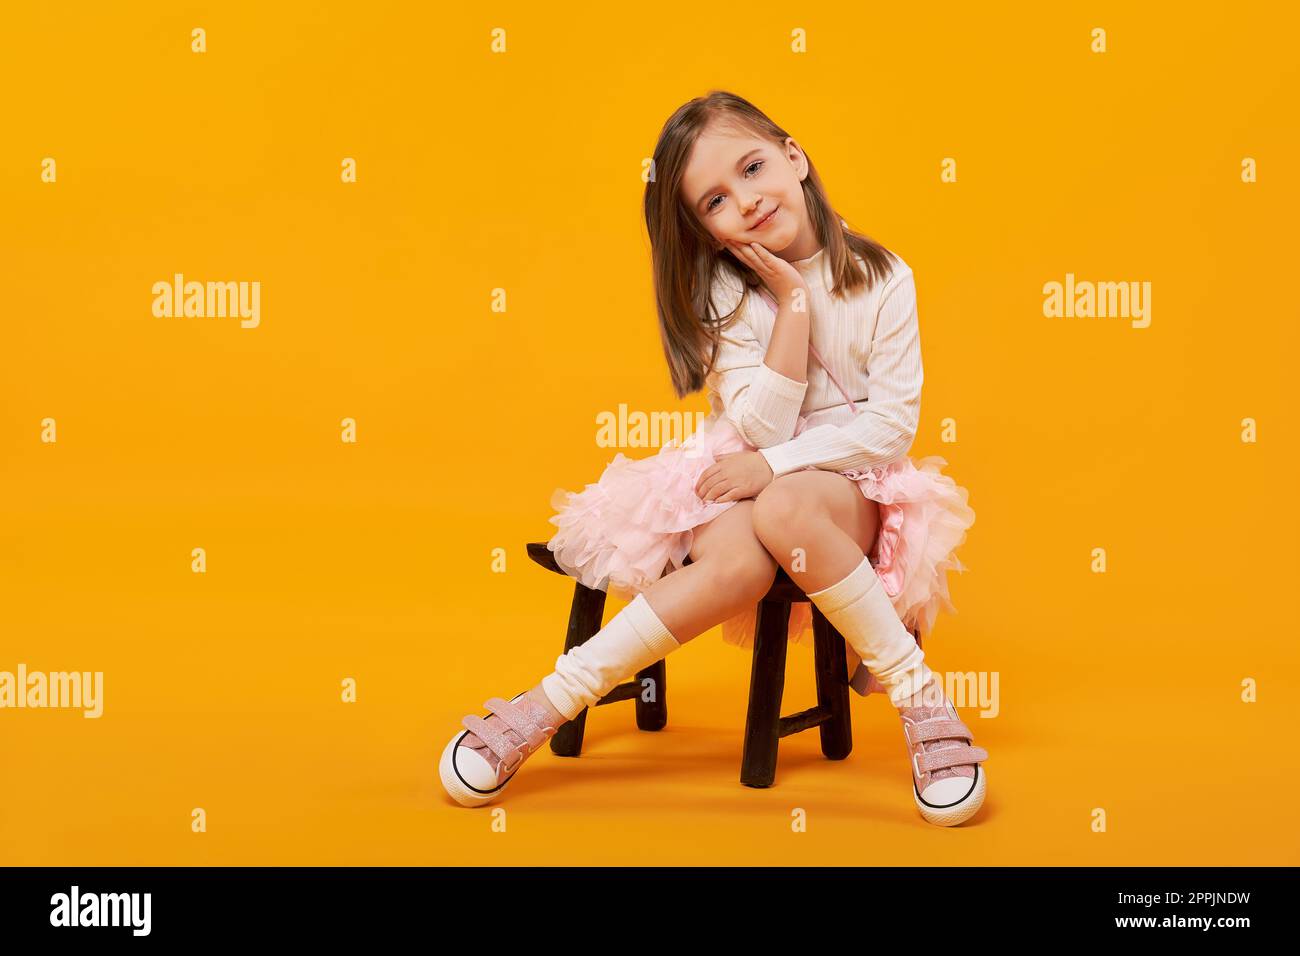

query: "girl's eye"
xmin=705 ymin=160 xmax=764 ymax=213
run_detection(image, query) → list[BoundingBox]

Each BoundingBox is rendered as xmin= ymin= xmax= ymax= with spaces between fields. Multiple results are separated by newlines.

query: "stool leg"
xmin=741 ymin=598 xmax=791 ymax=788
xmin=634 ymin=658 xmax=668 ymax=731
xmin=811 ymin=604 xmax=853 ymax=761
xmin=549 ymin=581 xmax=607 ymax=758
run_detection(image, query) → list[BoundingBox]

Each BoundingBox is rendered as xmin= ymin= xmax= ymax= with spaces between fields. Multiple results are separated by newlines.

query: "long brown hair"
xmin=643 ymin=90 xmax=899 ymax=399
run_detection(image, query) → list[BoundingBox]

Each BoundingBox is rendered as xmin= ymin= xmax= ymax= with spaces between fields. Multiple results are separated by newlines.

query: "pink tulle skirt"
xmin=545 ymin=410 xmax=975 ymax=697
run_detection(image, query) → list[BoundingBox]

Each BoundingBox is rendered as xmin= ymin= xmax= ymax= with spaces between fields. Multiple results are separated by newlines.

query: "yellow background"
xmin=2 ymin=2 xmax=1297 ymax=865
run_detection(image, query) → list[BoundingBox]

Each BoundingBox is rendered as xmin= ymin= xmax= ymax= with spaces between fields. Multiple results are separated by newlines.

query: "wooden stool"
xmin=525 ymin=542 xmax=910 ymax=788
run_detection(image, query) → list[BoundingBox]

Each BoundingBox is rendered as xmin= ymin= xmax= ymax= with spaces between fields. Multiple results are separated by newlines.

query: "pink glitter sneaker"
xmin=439 ymin=691 xmax=561 ymax=808
xmin=897 ymin=686 xmax=989 ymax=826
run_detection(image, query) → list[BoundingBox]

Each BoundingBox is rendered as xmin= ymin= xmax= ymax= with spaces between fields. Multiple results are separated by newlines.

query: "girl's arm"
xmin=731 ymin=240 xmax=813 ymax=389
xmin=757 ymin=265 xmax=924 ymax=477
xmin=758 ymin=285 xmax=813 ymax=387
xmin=705 ymin=292 xmax=810 ymax=448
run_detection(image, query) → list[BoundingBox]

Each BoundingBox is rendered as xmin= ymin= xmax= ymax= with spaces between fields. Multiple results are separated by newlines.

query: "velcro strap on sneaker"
xmin=461 ymin=714 xmax=518 ymax=763
xmin=484 ymin=697 xmax=549 ymax=750
xmin=908 ymin=719 xmax=972 ymax=746
xmin=917 ymin=744 xmax=989 ymax=774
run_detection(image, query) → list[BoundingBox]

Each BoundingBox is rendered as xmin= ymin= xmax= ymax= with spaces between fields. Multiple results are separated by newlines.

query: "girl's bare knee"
xmin=751 ymin=480 xmax=816 ymax=544
xmin=708 ymin=548 xmax=778 ymax=603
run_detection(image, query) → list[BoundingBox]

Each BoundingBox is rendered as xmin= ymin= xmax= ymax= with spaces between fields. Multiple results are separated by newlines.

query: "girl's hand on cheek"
xmin=728 ymin=240 xmax=807 ymax=302
xmin=694 ymin=451 xmax=775 ymax=503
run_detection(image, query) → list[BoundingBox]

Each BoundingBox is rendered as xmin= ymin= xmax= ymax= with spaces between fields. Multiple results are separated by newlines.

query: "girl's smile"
xmin=751 ymin=204 xmax=780 ymax=231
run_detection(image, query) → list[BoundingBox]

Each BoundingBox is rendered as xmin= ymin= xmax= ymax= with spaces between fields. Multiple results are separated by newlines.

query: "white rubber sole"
xmin=914 ymin=765 xmax=987 ymax=827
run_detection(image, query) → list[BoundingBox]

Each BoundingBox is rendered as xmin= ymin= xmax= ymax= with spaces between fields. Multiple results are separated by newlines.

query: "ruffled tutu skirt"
xmin=545 ymin=410 xmax=975 ymax=697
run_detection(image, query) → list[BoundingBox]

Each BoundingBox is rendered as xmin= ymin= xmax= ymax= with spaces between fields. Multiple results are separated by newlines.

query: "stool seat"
xmin=525 ymin=541 xmax=862 ymax=787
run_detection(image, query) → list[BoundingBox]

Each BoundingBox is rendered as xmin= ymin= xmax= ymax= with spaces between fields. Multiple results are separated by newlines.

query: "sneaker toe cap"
xmin=919 ymin=773 xmax=980 ymax=809
xmin=447 ymin=737 xmax=502 ymax=791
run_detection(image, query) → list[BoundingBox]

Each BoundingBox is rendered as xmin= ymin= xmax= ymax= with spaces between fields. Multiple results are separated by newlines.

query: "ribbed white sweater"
xmin=703 ymin=246 xmax=923 ymax=479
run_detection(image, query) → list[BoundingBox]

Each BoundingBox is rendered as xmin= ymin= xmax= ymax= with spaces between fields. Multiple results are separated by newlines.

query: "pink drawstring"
xmin=756 ymin=288 xmax=861 ymax=417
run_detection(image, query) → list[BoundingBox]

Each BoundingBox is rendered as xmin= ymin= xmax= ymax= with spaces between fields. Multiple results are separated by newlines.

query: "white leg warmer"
xmin=540 ymin=593 xmax=682 ymax=722
xmin=806 ymin=554 xmax=933 ymax=708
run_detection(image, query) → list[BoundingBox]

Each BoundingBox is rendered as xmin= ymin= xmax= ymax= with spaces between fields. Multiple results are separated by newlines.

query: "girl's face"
xmin=680 ymin=125 xmax=818 ymax=261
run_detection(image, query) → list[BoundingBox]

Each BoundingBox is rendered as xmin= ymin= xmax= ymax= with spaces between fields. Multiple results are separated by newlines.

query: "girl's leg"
xmin=442 ymin=500 xmax=786 ymax=806
xmin=750 ymin=469 xmax=927 ymax=703
xmin=751 ymin=471 xmax=989 ymax=826
xmin=647 ymin=499 xmax=779 ymax=642
xmin=749 ymin=470 xmax=880 ymax=593
xmin=527 ymin=500 xmax=777 ymax=727
xmin=441 ymin=501 xmax=781 ymax=807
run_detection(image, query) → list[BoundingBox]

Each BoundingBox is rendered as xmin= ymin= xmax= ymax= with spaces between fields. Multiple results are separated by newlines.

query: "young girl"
xmin=440 ymin=90 xmax=986 ymax=827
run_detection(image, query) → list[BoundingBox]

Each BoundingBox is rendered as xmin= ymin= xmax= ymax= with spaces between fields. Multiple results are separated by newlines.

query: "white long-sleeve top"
xmin=702 ymin=246 xmax=924 ymax=478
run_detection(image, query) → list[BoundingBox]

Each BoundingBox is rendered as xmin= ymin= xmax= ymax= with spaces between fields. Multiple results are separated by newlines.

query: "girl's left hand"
xmin=695 ymin=451 xmax=774 ymax=503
